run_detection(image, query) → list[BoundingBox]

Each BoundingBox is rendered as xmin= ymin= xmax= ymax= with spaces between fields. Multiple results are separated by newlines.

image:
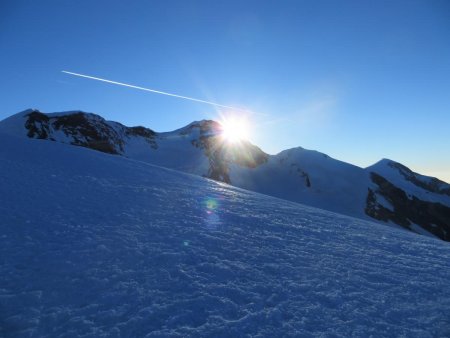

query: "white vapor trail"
xmin=61 ymin=70 xmax=247 ymax=111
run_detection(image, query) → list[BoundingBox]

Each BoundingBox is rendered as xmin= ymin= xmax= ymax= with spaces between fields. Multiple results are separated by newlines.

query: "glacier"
xmin=1 ymin=133 xmax=450 ymax=337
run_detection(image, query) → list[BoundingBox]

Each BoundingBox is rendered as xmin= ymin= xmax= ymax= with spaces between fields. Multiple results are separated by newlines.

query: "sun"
xmin=220 ymin=117 xmax=249 ymax=143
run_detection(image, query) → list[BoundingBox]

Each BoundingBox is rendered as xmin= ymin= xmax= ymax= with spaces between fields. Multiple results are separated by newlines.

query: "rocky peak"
xmin=176 ymin=120 xmax=222 ymax=138
xmin=371 ymin=158 xmax=450 ymax=197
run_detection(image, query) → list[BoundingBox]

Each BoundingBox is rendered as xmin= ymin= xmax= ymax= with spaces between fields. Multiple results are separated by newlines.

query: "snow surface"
xmin=125 ymin=130 xmax=209 ymax=175
xmin=368 ymin=159 xmax=450 ymax=205
xmin=0 ymin=109 xmax=32 ymax=137
xmin=230 ymin=147 xmax=370 ymax=219
xmin=1 ymin=134 xmax=450 ymax=337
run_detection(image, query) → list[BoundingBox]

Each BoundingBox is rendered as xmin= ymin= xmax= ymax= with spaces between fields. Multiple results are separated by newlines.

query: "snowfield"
xmin=1 ymin=133 xmax=450 ymax=337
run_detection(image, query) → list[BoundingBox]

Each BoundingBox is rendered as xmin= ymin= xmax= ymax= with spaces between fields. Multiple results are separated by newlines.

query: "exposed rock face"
xmin=386 ymin=161 xmax=450 ymax=197
xmin=23 ymin=110 xmax=156 ymax=154
xmin=366 ymin=172 xmax=450 ymax=240
xmin=189 ymin=120 xmax=268 ymax=183
xmin=289 ymin=163 xmax=311 ymax=187
xmin=51 ymin=112 xmax=124 ymax=154
xmin=125 ymin=126 xmax=158 ymax=149
xmin=25 ymin=111 xmax=51 ymax=139
xmin=21 ymin=111 xmax=267 ymax=184
xmin=204 ymin=138 xmax=269 ymax=183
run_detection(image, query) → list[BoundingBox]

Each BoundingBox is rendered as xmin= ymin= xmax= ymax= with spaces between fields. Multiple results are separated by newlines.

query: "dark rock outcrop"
xmin=25 ymin=111 xmax=51 ymax=139
xmin=189 ymin=120 xmax=268 ymax=183
xmin=23 ymin=110 xmax=157 ymax=154
xmin=366 ymin=172 xmax=450 ymax=241
xmin=387 ymin=161 xmax=450 ymax=197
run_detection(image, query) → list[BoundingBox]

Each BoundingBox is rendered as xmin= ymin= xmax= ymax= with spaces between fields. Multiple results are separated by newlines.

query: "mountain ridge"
xmin=1 ymin=108 xmax=449 ymax=241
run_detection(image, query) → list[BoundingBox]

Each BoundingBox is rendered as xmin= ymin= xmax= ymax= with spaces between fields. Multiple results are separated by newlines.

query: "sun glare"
xmin=220 ymin=117 xmax=249 ymax=143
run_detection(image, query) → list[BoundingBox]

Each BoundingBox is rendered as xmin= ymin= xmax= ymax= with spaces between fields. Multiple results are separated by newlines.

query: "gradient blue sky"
xmin=1 ymin=0 xmax=449 ymax=182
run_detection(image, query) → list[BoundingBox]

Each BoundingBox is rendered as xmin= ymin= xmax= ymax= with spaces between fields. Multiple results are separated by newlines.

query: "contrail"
xmin=62 ymin=70 xmax=247 ymax=111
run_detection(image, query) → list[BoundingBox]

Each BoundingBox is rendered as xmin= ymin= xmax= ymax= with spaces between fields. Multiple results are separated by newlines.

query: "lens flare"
xmin=205 ymin=198 xmax=218 ymax=210
xmin=204 ymin=197 xmax=221 ymax=229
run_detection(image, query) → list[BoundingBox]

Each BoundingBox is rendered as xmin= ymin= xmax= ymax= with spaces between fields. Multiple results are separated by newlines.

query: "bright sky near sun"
xmin=0 ymin=0 xmax=449 ymax=182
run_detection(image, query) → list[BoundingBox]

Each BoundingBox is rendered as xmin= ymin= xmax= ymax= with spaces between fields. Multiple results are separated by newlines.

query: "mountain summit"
xmin=1 ymin=109 xmax=449 ymax=241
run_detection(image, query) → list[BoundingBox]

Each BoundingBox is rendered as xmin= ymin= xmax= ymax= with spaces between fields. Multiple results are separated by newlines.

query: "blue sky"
xmin=1 ymin=0 xmax=449 ymax=182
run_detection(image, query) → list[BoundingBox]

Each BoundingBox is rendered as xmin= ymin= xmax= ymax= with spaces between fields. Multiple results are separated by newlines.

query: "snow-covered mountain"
xmin=1 ymin=129 xmax=450 ymax=337
xmin=1 ymin=109 xmax=449 ymax=241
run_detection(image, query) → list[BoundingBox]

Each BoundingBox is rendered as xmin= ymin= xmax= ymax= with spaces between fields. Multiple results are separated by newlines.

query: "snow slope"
xmin=1 ymin=133 xmax=450 ymax=337
xmin=1 ymin=109 xmax=450 ymax=241
xmin=368 ymin=159 xmax=450 ymax=205
xmin=231 ymin=147 xmax=370 ymax=218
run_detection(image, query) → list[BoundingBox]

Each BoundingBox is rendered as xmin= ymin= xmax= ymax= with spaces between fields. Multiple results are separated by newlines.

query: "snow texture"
xmin=231 ymin=147 xmax=370 ymax=218
xmin=368 ymin=159 xmax=450 ymax=205
xmin=1 ymin=134 xmax=450 ymax=337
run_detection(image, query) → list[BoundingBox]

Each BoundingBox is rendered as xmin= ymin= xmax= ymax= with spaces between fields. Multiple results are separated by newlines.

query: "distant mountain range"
xmin=1 ymin=109 xmax=449 ymax=241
